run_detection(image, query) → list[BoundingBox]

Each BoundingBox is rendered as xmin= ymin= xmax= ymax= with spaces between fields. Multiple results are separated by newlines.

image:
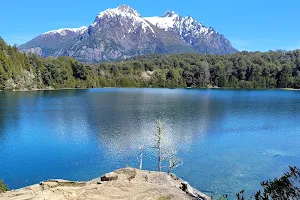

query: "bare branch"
xmin=137 ymin=146 xmax=145 ymax=170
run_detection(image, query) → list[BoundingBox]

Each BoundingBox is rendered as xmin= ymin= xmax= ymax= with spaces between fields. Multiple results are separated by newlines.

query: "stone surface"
xmin=0 ymin=168 xmax=211 ymax=200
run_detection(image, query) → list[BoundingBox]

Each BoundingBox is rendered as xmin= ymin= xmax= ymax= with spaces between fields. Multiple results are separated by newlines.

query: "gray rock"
xmin=0 ymin=168 xmax=211 ymax=200
xmin=100 ymin=172 xmax=119 ymax=181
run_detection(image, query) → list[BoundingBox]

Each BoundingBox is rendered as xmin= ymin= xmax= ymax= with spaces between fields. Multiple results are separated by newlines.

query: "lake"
xmin=0 ymin=88 xmax=300 ymax=198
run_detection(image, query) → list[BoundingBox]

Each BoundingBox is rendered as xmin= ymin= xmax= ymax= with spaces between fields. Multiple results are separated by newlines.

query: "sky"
xmin=0 ymin=0 xmax=299 ymax=52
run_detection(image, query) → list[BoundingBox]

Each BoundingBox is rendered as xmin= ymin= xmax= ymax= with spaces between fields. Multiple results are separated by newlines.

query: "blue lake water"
xmin=0 ymin=88 xmax=300 ymax=198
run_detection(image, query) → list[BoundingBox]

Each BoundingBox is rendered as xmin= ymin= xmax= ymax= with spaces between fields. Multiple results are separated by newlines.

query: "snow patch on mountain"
xmin=145 ymin=13 xmax=213 ymax=37
xmin=19 ymin=5 xmax=237 ymax=61
xmin=92 ymin=5 xmax=155 ymax=34
xmin=162 ymin=10 xmax=179 ymax=18
xmin=97 ymin=4 xmax=141 ymax=18
xmin=144 ymin=16 xmax=177 ymax=31
xmin=181 ymin=16 xmax=211 ymax=36
xmin=144 ymin=11 xmax=180 ymax=31
xmin=42 ymin=26 xmax=88 ymax=36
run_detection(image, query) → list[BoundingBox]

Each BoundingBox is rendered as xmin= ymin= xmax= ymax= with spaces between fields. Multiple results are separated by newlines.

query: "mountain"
xmin=19 ymin=5 xmax=238 ymax=62
xmin=20 ymin=26 xmax=87 ymax=57
xmin=145 ymin=11 xmax=235 ymax=55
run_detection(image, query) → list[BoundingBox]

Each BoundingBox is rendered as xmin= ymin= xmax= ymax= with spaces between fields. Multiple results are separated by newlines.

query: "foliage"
xmin=211 ymin=194 xmax=228 ymax=200
xmin=0 ymin=180 xmax=8 ymax=193
xmin=2 ymin=37 xmax=300 ymax=90
xmin=254 ymin=166 xmax=300 ymax=200
xmin=218 ymin=166 xmax=300 ymax=200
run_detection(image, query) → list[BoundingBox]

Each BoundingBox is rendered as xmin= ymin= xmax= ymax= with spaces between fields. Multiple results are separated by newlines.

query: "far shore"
xmin=1 ymin=87 xmax=300 ymax=92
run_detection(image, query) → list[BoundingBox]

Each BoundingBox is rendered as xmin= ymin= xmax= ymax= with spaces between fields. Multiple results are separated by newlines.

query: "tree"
xmin=154 ymin=119 xmax=164 ymax=172
xmin=236 ymin=190 xmax=246 ymax=200
xmin=4 ymin=35 xmax=300 ymax=90
xmin=254 ymin=166 xmax=300 ymax=200
xmin=137 ymin=146 xmax=145 ymax=170
xmin=166 ymin=149 xmax=183 ymax=174
xmin=152 ymin=120 xmax=183 ymax=173
xmin=226 ymin=166 xmax=300 ymax=200
xmin=277 ymin=64 xmax=292 ymax=88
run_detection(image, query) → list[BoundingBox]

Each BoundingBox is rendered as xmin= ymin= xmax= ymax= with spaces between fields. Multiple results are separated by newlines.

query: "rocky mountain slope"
xmin=0 ymin=168 xmax=211 ymax=200
xmin=19 ymin=5 xmax=237 ymax=62
xmin=20 ymin=26 xmax=88 ymax=58
xmin=144 ymin=11 xmax=234 ymax=55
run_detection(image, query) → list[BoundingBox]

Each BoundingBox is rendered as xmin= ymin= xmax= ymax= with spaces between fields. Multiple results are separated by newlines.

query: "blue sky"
xmin=1 ymin=0 xmax=299 ymax=51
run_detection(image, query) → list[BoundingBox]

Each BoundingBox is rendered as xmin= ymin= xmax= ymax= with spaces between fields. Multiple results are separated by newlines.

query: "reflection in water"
xmin=0 ymin=92 xmax=22 ymax=152
xmin=0 ymin=89 xmax=300 ymax=199
xmin=86 ymin=89 xmax=214 ymax=157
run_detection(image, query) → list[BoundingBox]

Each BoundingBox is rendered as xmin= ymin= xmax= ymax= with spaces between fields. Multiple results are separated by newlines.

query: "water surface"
xmin=0 ymin=88 xmax=300 ymax=198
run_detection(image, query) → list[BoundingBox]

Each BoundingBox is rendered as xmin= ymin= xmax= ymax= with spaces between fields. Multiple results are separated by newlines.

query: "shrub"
xmin=0 ymin=180 xmax=8 ymax=193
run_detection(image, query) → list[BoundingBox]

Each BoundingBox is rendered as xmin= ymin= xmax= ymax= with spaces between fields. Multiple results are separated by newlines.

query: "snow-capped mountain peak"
xmin=20 ymin=5 xmax=237 ymax=62
xmin=145 ymin=11 xmax=214 ymax=38
xmin=162 ymin=10 xmax=179 ymax=18
xmin=96 ymin=4 xmax=141 ymax=19
xmin=117 ymin=4 xmax=140 ymax=17
xmin=93 ymin=5 xmax=154 ymax=34
xmin=144 ymin=13 xmax=179 ymax=31
xmin=181 ymin=16 xmax=210 ymax=35
xmin=42 ymin=26 xmax=87 ymax=37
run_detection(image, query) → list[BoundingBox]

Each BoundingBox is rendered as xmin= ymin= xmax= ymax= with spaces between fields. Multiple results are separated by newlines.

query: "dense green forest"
xmin=1 ymin=37 xmax=300 ymax=90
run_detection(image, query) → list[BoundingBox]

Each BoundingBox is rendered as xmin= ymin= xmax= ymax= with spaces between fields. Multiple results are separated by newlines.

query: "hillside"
xmin=1 ymin=37 xmax=300 ymax=90
xmin=0 ymin=168 xmax=210 ymax=200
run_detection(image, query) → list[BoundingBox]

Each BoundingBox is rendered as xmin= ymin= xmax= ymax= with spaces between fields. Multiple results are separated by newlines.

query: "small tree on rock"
xmin=155 ymin=119 xmax=164 ymax=172
xmin=137 ymin=146 xmax=145 ymax=170
xmin=153 ymin=119 xmax=183 ymax=173
xmin=167 ymin=149 xmax=183 ymax=174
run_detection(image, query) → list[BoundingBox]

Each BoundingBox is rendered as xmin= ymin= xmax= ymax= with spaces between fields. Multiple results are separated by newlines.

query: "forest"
xmin=1 ymin=37 xmax=300 ymax=90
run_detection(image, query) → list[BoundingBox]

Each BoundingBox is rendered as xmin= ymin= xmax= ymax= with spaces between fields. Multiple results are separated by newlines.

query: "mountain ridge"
xmin=20 ymin=5 xmax=237 ymax=62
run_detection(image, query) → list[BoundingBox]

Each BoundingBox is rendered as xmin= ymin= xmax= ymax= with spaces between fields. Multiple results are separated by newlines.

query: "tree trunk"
xmin=156 ymin=120 xmax=163 ymax=172
xmin=158 ymin=125 xmax=162 ymax=171
xmin=158 ymin=148 xmax=161 ymax=171
xmin=139 ymin=150 xmax=143 ymax=170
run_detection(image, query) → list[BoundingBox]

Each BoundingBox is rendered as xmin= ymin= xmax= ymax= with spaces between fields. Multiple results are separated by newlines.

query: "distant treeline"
xmin=1 ymin=37 xmax=300 ymax=90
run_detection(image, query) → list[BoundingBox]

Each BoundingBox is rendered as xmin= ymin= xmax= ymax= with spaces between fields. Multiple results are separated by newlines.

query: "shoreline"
xmin=1 ymin=87 xmax=300 ymax=92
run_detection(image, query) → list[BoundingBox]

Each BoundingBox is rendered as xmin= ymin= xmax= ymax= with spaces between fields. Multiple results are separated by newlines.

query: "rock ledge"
xmin=0 ymin=168 xmax=210 ymax=200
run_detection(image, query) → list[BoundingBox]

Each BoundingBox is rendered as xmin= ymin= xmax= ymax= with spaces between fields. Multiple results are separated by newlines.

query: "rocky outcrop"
xmin=0 ymin=168 xmax=210 ymax=200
